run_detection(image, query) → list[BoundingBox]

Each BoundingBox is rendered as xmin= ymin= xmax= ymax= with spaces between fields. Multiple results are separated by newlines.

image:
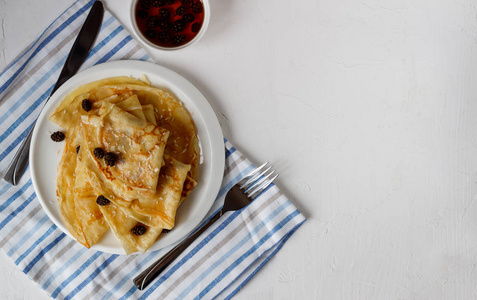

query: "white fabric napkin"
xmin=0 ymin=1 xmax=306 ymax=299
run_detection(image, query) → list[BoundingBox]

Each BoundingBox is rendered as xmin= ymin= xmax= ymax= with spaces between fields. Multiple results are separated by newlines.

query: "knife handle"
xmin=51 ymin=1 xmax=104 ymax=95
xmin=3 ymin=123 xmax=35 ymax=185
xmin=133 ymin=212 xmax=222 ymax=291
xmin=2 ymin=1 xmax=103 ymax=185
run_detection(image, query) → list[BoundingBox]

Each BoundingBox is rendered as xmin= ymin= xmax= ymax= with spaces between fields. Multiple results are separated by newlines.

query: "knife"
xmin=3 ymin=0 xmax=104 ymax=185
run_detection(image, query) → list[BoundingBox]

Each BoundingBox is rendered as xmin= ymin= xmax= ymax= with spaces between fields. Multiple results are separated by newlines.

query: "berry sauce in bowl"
xmin=131 ymin=0 xmax=209 ymax=50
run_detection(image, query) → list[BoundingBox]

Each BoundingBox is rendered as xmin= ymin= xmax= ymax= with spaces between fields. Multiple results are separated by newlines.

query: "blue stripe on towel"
xmin=0 ymin=192 xmax=35 ymax=231
xmin=0 ymin=180 xmax=32 ymax=215
xmin=0 ymin=15 xmax=116 ymax=128
xmin=177 ymin=201 xmax=292 ymax=298
xmin=64 ymin=254 xmax=119 ymax=300
xmin=105 ymin=251 xmax=158 ymax=300
xmin=0 ymin=123 xmax=33 ymax=163
xmin=41 ymin=248 xmax=88 ymax=290
xmin=0 ymin=1 xmax=305 ymax=299
xmin=7 ymin=214 xmax=50 ymax=257
xmin=23 ymin=233 xmax=66 ymax=274
xmin=0 ymin=25 xmax=129 ymax=151
xmin=195 ymin=210 xmax=301 ymax=299
xmin=50 ymin=251 xmax=103 ymax=298
xmin=224 ymin=219 xmax=306 ymax=300
xmin=0 ymin=0 xmax=94 ymax=94
xmin=14 ymin=224 xmax=57 ymax=265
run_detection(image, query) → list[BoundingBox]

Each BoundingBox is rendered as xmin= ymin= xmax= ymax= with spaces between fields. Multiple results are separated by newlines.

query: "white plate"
xmin=30 ymin=60 xmax=224 ymax=255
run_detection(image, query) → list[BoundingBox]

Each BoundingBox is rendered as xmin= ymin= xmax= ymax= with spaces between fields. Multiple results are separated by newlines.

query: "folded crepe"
xmin=50 ymin=76 xmax=149 ymax=133
xmin=99 ymin=202 xmax=164 ymax=254
xmin=80 ymin=84 xmax=201 ymax=181
xmin=122 ymin=154 xmax=191 ymax=229
xmin=79 ymin=101 xmax=170 ymax=202
xmin=73 ymin=154 xmax=109 ymax=247
xmin=50 ymin=77 xmax=200 ymax=254
xmin=56 ymin=141 xmax=108 ymax=248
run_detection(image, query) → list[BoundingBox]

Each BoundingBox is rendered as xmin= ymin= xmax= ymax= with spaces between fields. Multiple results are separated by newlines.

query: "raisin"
xmin=131 ymin=224 xmax=147 ymax=235
xmin=93 ymin=147 xmax=105 ymax=159
xmin=81 ymin=99 xmax=92 ymax=112
xmin=104 ymin=152 xmax=117 ymax=166
xmin=96 ymin=195 xmax=110 ymax=206
xmin=50 ymin=131 xmax=65 ymax=142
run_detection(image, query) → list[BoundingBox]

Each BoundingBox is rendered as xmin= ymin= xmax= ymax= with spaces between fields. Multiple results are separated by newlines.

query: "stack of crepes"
xmin=49 ymin=77 xmax=200 ymax=254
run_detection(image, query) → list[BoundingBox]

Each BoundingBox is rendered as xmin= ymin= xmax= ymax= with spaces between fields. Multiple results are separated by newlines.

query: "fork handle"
xmin=133 ymin=212 xmax=222 ymax=290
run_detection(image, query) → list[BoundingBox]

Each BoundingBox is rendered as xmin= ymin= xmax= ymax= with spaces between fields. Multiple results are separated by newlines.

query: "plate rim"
xmin=29 ymin=60 xmax=224 ymax=255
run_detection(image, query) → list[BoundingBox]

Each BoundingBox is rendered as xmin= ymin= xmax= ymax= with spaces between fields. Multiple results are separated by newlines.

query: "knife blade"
xmin=3 ymin=0 xmax=104 ymax=185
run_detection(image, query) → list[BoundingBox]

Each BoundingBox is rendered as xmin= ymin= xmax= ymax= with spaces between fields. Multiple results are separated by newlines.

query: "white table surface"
xmin=2 ymin=0 xmax=477 ymax=299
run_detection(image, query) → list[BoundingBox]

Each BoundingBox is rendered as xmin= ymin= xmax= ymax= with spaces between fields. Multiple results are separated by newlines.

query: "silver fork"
xmin=133 ymin=162 xmax=278 ymax=290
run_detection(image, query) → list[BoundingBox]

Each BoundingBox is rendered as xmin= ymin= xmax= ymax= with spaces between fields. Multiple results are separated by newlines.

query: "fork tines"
xmin=239 ymin=162 xmax=278 ymax=200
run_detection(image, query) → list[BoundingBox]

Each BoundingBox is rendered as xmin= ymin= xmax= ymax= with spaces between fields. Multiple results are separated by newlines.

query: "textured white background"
xmin=2 ymin=0 xmax=477 ymax=299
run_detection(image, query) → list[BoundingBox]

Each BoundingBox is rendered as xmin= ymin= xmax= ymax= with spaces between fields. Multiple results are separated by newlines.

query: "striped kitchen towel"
xmin=0 ymin=0 xmax=306 ymax=299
